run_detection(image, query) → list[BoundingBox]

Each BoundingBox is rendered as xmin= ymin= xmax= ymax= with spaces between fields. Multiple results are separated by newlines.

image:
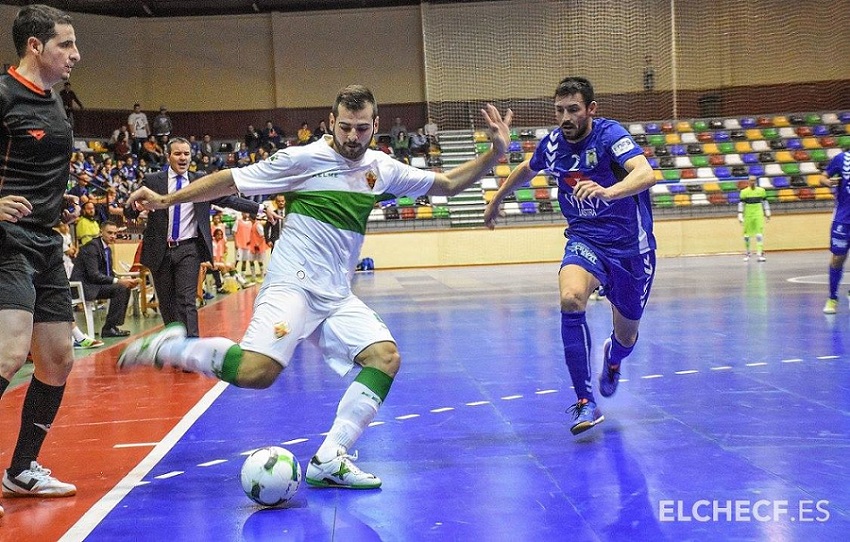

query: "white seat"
xmin=725 ymin=154 xmax=743 ymax=166
xmin=69 ymin=280 xmax=95 ymax=338
xmin=800 ymin=162 xmax=819 ymax=174
xmin=674 ymin=156 xmax=692 ymax=168
xmin=751 ymin=140 xmax=770 ymax=152
xmin=764 ymin=164 xmax=783 ymax=176
xmin=680 ymin=132 xmax=698 ymax=144
xmin=651 ymin=184 xmax=669 ymax=194
xmin=691 ymin=193 xmax=710 ymax=205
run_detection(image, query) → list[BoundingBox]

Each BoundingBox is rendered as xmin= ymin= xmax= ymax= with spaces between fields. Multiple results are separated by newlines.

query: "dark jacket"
xmin=70 ymin=237 xmax=114 ymax=300
xmin=124 ymin=170 xmax=259 ymax=270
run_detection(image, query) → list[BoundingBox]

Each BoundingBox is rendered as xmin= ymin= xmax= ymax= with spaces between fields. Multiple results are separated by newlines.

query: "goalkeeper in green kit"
xmin=738 ymin=175 xmax=770 ymax=261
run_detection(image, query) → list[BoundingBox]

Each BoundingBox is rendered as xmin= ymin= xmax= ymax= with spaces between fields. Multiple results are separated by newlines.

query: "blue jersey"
xmin=827 ymin=151 xmax=850 ymax=223
xmin=528 ymin=118 xmax=654 ymax=257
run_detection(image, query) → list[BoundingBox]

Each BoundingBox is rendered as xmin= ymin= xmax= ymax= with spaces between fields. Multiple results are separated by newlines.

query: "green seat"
xmin=765 ymin=188 xmax=778 ymax=202
xmin=691 ymin=155 xmax=709 ymax=167
xmin=810 ymin=149 xmax=828 ymax=162
xmin=647 ymin=134 xmax=666 ymax=146
xmin=397 ymin=196 xmax=415 ymax=207
xmin=838 ymin=135 xmax=850 ymax=148
xmin=718 ymin=142 xmax=735 ymax=154
xmin=510 ymin=129 xmax=520 ymax=141
xmin=806 ymin=113 xmax=822 ymax=125
xmin=662 ymin=169 xmax=680 ymax=181
xmin=475 ymin=142 xmax=491 ymax=154
xmin=693 ymin=120 xmax=708 ymax=132
xmin=516 ymin=189 xmax=535 ymax=202
xmin=781 ymin=163 xmax=800 ymax=175
xmin=433 ymin=206 xmax=449 ymax=218
xmin=653 ymin=194 xmax=673 ymax=207
xmin=761 ymin=128 xmax=779 ymax=140
xmin=719 ymin=181 xmax=738 ymax=192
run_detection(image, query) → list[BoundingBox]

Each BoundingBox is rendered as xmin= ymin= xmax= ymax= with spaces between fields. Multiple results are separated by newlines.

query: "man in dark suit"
xmin=124 ymin=137 xmax=265 ymax=337
xmin=70 ymin=221 xmax=139 ymax=337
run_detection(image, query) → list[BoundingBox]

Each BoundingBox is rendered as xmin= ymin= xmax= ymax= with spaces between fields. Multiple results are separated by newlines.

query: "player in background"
xmin=484 ymin=76 xmax=655 ymax=435
xmin=821 ymin=150 xmax=850 ymax=314
xmin=118 ymin=85 xmax=513 ymax=489
xmin=738 ymin=175 xmax=770 ymax=262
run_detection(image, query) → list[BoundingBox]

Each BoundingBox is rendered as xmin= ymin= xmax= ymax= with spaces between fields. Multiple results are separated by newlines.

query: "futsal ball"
xmin=240 ymin=446 xmax=302 ymax=506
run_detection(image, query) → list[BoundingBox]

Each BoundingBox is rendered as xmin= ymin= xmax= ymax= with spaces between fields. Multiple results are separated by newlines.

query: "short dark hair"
xmin=101 ymin=220 xmax=118 ymax=231
xmin=166 ymin=136 xmax=191 ymax=154
xmin=12 ymin=4 xmax=72 ymax=58
xmin=554 ymin=77 xmax=595 ymax=106
xmin=333 ymin=84 xmax=378 ymax=119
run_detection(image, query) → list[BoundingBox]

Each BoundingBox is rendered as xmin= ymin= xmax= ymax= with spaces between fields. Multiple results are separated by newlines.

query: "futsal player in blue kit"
xmin=484 ymin=77 xmax=656 ymax=435
xmin=820 ymin=149 xmax=850 ymax=314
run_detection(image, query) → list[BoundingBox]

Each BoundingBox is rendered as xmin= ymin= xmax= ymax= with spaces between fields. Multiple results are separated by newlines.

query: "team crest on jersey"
xmin=365 ymin=170 xmax=377 ymax=189
xmin=27 ymin=129 xmax=46 ymax=141
xmin=585 ymin=148 xmax=598 ymax=168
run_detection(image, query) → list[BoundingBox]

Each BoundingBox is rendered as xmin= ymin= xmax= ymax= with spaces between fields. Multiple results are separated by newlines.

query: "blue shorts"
xmin=829 ymin=220 xmax=850 ymax=255
xmin=560 ymin=238 xmax=656 ymax=321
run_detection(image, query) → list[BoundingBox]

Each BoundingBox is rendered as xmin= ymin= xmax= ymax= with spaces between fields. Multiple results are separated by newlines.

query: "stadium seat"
xmin=714 ymin=131 xmax=731 ymax=142
xmin=730 ymin=129 xmax=745 ymax=140
xmin=519 ymin=202 xmax=537 ymax=214
xmin=807 ymin=174 xmax=822 ymax=187
xmin=397 ymin=196 xmax=415 ymax=207
xmin=802 ymin=137 xmax=822 ymax=149
xmin=829 ymin=124 xmax=845 ymax=135
xmin=680 ymin=132 xmax=698 ymax=144
xmin=814 ymin=187 xmax=834 ymax=200
xmin=647 ymin=134 xmax=666 ymax=146
xmin=769 ymin=139 xmax=787 ymax=150
xmin=764 ymin=164 xmax=783 ymax=176
xmin=661 ymin=121 xmax=674 ymax=133
xmin=534 ymin=128 xmax=550 ymax=140
xmin=653 ymin=194 xmax=673 ymax=207
xmin=709 ymin=154 xmax=726 ymax=166
xmin=785 ymin=138 xmax=803 ymax=150
xmin=792 ymin=150 xmax=810 ymax=162
xmin=681 ymin=168 xmax=697 ymax=179
xmin=778 ymin=127 xmax=796 ymax=139
xmin=482 ymin=191 xmax=496 ymax=203
xmin=725 ymin=153 xmax=743 ymax=166
xmin=674 ymin=156 xmax=692 ymax=168
xmin=745 ymin=129 xmax=763 ymax=140
xmin=727 ymin=191 xmax=741 ymax=204
xmin=774 ymin=151 xmax=793 ymax=163
xmin=516 ymin=189 xmax=535 ymax=202
xmin=673 ymin=194 xmax=691 ymax=206
xmin=839 ymin=135 xmax=850 ymax=148
xmin=522 ymin=140 xmax=536 ymax=152
xmin=761 ymin=128 xmax=779 ymax=140
xmin=433 ymin=206 xmax=450 ymax=218
xmin=777 ymin=188 xmax=797 ymax=202
xmin=795 ymin=126 xmax=813 ymax=137
xmin=473 ymin=131 xmax=489 ymax=142
xmin=820 ymin=136 xmax=837 ymax=148
xmin=772 ymin=115 xmax=790 ymax=128
xmin=735 ymin=141 xmax=753 ymax=153
xmin=475 ymin=142 xmax=491 ymax=154
xmin=538 ymin=200 xmax=554 ymax=213
xmin=697 ymin=132 xmax=714 ymax=143
xmin=781 ymin=163 xmax=801 ymax=175
xmin=827 ymin=148 xmax=843 ymax=160
xmin=645 ymin=123 xmax=661 ymax=134
xmin=651 ymin=184 xmax=670 ymax=195
xmin=662 ymin=169 xmax=681 ymax=181
xmin=676 ymin=121 xmax=692 ymax=132
xmin=806 ymin=113 xmax=822 ymax=125
xmin=772 ymin=176 xmax=791 ymax=188
xmin=628 ymin=123 xmax=646 ymax=135
xmin=481 ymin=177 xmax=499 ymax=190
xmin=748 ymin=164 xmax=765 ymax=177
xmin=691 ymin=155 xmax=710 ymax=167
xmin=822 ymin=113 xmax=840 ymax=124
xmin=730 ymin=166 xmax=747 ymax=177
xmin=669 ymin=144 xmax=686 ymax=156
xmin=503 ymin=202 xmax=521 ymax=215
xmin=415 ymin=206 xmax=433 ymax=219
xmin=813 ymin=125 xmax=830 ymax=137
xmin=708 ymin=192 xmax=728 ymax=205
xmin=665 ymin=133 xmax=681 ymax=145
xmin=691 ymin=193 xmax=709 ymax=205
xmin=534 ymin=188 xmax=550 ymax=200
xmin=740 ymin=117 xmax=757 ymax=128
xmin=697 ymin=167 xmax=716 ymax=179
xmin=703 ymin=143 xmax=720 ymax=154
xmin=659 ymin=156 xmax=675 ymax=168
xmin=384 ymin=206 xmax=399 ymax=219
xmin=838 ymin=112 xmax=850 ymax=123
xmin=719 ymin=181 xmax=738 ymax=192
xmin=810 ymin=149 xmax=828 ymax=162
xmin=718 ymin=142 xmax=735 ymax=154
xmin=757 ymin=117 xmax=773 ymax=127
xmin=530 ymin=175 xmax=548 ymax=188
xmin=687 ymin=144 xmax=703 ymax=155
xmin=647 ymin=157 xmax=660 ymax=169
xmin=789 ymin=175 xmax=807 ymax=188
xmin=654 ymin=145 xmax=670 ymax=157
xmin=741 ymin=153 xmax=759 ymax=164
xmin=723 ymin=118 xmax=741 ymax=130
xmin=494 ymin=164 xmax=512 ymax=177
xmin=693 ymin=120 xmax=709 ymax=132
xmin=668 ymin=183 xmax=687 ymax=194
xmin=703 ymin=182 xmax=721 ymax=193
xmin=714 ymin=166 xmax=732 ymax=179
xmin=758 ymin=151 xmax=775 ymax=163
xmin=634 ymin=133 xmax=648 ymax=145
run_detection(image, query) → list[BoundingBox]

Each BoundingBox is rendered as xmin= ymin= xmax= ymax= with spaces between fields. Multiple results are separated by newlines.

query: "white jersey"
xmin=232 ymin=136 xmax=435 ymax=298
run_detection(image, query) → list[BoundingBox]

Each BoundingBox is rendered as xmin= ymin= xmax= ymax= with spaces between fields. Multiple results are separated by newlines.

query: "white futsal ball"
xmin=240 ymin=446 xmax=302 ymax=506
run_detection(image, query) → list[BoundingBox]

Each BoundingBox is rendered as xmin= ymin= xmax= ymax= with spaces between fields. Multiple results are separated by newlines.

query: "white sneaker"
xmin=757 ymin=255 xmax=766 ymax=262
xmin=743 ymin=254 xmax=750 ymax=262
xmin=117 ymin=322 xmax=186 ymax=370
xmin=2 ymin=462 xmax=76 ymax=498
xmin=305 ymin=452 xmax=381 ymax=489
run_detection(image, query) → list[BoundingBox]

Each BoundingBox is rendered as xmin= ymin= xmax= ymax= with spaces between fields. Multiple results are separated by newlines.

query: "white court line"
xmin=113 ymin=442 xmax=158 ymax=449
xmin=396 ymin=414 xmax=420 ymax=420
xmin=781 ymin=358 xmax=803 ymax=363
xmin=198 ymin=459 xmax=227 ymax=467
xmin=154 ymin=471 xmax=184 ymax=480
xmin=746 ymin=362 xmax=768 ymax=367
xmin=282 ymin=438 xmax=309 ymax=445
xmin=641 ymin=374 xmax=663 ymax=379
xmin=535 ymin=389 xmax=558 ymax=395
xmin=368 ymin=421 xmax=385 ymax=427
xmin=787 ymin=274 xmax=828 ymax=285
xmin=59 ymin=381 xmax=230 ymax=542
xmin=430 ymin=407 xmax=455 ymax=413
xmin=501 ymin=395 xmax=523 ymax=400
xmin=674 ymin=370 xmax=699 ymax=375
xmin=710 ymin=366 xmax=733 ymax=371
xmin=466 ymin=401 xmax=490 ymax=406
xmin=817 ymin=355 xmax=839 ymax=360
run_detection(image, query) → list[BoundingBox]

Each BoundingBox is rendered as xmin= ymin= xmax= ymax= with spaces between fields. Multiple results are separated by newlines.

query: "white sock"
xmin=71 ymin=327 xmax=86 ymax=341
xmin=158 ymin=336 xmax=238 ymax=378
xmin=315 ymin=381 xmax=381 ymax=462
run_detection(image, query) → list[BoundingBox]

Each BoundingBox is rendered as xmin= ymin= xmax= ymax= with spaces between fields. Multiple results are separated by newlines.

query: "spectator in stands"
xmin=109 ymin=124 xmax=131 ymax=149
xmin=128 ymin=103 xmax=150 ymax=157
xmin=75 ymin=201 xmax=101 ymax=246
xmin=142 ymin=135 xmax=164 ymax=165
xmin=410 ymin=127 xmax=428 ymax=156
xmin=821 ymin=148 xmax=850 ymax=314
xmin=738 ymin=175 xmax=770 ymax=262
xmin=297 ymin=122 xmax=312 ymax=145
xmin=188 ymin=134 xmax=202 ymax=161
xmin=244 ymin=124 xmax=261 ymax=152
xmin=70 ymin=152 xmax=85 ymax=175
xmin=483 ymin=76 xmax=655 ymax=436
xmin=59 ymin=81 xmax=82 ymax=128
xmin=389 ymin=117 xmax=407 ymax=145
xmin=424 ymin=117 xmax=439 ymax=144
xmin=68 ymin=172 xmax=93 ymax=205
xmin=152 ymin=105 xmax=173 ymax=142
xmin=261 ymin=119 xmax=284 ymax=150
xmin=70 ymin=221 xmax=139 ymax=338
xmin=392 ymin=131 xmax=411 ymax=164
xmin=113 ymin=132 xmax=131 ymax=160
xmin=199 ymin=134 xmax=218 ymax=166
xmin=313 ymin=120 xmax=329 ymax=141
xmin=82 ymin=154 xmax=97 ymax=174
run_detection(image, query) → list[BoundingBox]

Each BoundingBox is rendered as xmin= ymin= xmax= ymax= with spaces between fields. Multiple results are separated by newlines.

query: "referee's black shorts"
xmin=0 ymin=222 xmax=74 ymax=322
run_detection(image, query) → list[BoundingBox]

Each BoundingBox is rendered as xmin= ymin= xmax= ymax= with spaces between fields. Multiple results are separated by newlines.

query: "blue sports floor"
xmin=52 ymin=251 xmax=849 ymax=541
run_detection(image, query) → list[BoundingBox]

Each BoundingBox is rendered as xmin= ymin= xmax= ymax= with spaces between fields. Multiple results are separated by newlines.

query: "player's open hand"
xmin=481 ymin=104 xmax=513 ymax=156
xmin=0 ymin=195 xmax=32 ymax=222
xmin=126 ymin=186 xmax=169 ymax=211
xmin=483 ymin=198 xmax=501 ymax=230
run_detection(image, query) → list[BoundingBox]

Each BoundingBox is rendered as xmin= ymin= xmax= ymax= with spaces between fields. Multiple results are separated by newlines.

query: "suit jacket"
xmin=124 ymin=170 xmax=260 ymax=270
xmin=70 ymin=237 xmax=115 ymax=300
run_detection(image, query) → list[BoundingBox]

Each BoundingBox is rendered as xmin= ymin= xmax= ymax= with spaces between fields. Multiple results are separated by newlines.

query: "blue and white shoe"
xmin=598 ymin=338 xmax=621 ymax=398
xmin=117 ymin=323 xmax=186 ymax=370
xmin=567 ymin=400 xmax=604 ymax=435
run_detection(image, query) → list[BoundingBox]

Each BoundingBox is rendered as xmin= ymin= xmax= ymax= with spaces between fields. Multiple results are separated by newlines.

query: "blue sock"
xmin=829 ymin=266 xmax=843 ymax=299
xmin=561 ymin=311 xmax=594 ymax=403
xmin=607 ymin=333 xmax=635 ymax=368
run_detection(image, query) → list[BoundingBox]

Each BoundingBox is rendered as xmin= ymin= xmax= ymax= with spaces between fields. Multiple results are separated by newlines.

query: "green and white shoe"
xmin=117 ymin=323 xmax=186 ymax=370
xmin=305 ymin=452 xmax=381 ymax=489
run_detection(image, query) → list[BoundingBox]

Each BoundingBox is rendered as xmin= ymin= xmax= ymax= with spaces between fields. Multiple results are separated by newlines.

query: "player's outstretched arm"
xmin=428 ymin=104 xmax=513 ymax=197
xmin=126 ymin=170 xmax=238 ymax=211
xmin=483 ymin=160 xmax=537 ymax=230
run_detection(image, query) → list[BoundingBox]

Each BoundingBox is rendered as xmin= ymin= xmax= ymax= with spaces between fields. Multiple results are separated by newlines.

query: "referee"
xmin=0 ymin=5 xmax=81 ymax=513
